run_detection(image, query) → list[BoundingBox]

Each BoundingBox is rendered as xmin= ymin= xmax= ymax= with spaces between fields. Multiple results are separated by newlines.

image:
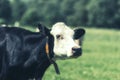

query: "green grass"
xmin=42 ymin=28 xmax=120 ymax=80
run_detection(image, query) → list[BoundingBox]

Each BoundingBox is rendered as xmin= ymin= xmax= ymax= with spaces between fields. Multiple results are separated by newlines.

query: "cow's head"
xmin=38 ymin=22 xmax=85 ymax=59
xmin=50 ymin=22 xmax=85 ymax=59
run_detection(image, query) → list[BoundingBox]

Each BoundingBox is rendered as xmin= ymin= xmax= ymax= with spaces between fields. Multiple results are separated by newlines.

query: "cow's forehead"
xmin=51 ymin=22 xmax=74 ymax=36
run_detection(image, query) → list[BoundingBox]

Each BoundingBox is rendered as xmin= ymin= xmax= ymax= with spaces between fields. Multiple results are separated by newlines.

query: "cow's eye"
xmin=56 ymin=35 xmax=64 ymax=40
xmin=56 ymin=35 xmax=61 ymax=39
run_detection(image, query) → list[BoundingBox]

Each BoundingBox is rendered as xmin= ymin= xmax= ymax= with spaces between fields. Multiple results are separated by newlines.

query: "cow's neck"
xmin=35 ymin=35 xmax=55 ymax=79
xmin=35 ymin=57 xmax=51 ymax=79
xmin=36 ymin=35 xmax=60 ymax=79
xmin=45 ymin=36 xmax=60 ymax=75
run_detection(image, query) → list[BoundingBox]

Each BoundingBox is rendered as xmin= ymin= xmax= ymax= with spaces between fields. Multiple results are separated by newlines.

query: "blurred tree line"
xmin=0 ymin=0 xmax=120 ymax=28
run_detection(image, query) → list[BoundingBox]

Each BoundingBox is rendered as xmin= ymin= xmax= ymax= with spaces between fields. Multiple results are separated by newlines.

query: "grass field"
xmin=42 ymin=28 xmax=120 ymax=80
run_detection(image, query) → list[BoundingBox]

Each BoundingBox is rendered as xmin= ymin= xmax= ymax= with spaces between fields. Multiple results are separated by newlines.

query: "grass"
xmin=42 ymin=28 xmax=120 ymax=80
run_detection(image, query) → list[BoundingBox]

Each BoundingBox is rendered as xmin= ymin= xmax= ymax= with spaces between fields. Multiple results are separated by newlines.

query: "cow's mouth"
xmin=53 ymin=53 xmax=82 ymax=60
xmin=53 ymin=55 xmax=68 ymax=60
xmin=70 ymin=53 xmax=82 ymax=58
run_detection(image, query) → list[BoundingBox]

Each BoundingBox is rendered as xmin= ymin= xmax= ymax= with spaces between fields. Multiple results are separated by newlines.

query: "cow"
xmin=0 ymin=22 xmax=85 ymax=80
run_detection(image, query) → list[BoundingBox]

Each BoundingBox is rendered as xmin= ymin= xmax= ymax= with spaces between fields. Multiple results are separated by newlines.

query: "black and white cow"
xmin=0 ymin=22 xmax=85 ymax=80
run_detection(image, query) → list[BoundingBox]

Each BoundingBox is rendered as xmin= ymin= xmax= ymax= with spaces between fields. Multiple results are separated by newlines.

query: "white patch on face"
xmin=50 ymin=22 xmax=80 ymax=58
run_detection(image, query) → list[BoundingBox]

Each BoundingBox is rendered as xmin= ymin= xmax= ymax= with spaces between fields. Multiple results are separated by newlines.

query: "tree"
xmin=114 ymin=0 xmax=120 ymax=28
xmin=0 ymin=0 xmax=12 ymax=24
xmin=87 ymin=0 xmax=118 ymax=28
xmin=20 ymin=8 xmax=43 ymax=26
xmin=11 ymin=0 xmax=27 ymax=22
xmin=5 ymin=0 xmax=120 ymax=29
xmin=60 ymin=0 xmax=77 ymax=23
xmin=67 ymin=0 xmax=89 ymax=26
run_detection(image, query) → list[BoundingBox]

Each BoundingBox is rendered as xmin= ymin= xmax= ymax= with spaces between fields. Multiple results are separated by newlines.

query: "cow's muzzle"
xmin=72 ymin=48 xmax=82 ymax=58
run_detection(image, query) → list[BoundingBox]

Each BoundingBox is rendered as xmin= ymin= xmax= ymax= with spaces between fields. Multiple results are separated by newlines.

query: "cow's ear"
xmin=37 ymin=23 xmax=50 ymax=35
xmin=74 ymin=28 xmax=85 ymax=39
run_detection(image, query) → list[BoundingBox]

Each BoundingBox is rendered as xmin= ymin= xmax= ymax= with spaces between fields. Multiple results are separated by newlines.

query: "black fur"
xmin=0 ymin=25 xmax=53 ymax=80
xmin=74 ymin=28 xmax=85 ymax=39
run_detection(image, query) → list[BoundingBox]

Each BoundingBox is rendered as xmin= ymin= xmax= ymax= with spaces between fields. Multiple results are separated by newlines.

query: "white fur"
xmin=51 ymin=22 xmax=80 ymax=58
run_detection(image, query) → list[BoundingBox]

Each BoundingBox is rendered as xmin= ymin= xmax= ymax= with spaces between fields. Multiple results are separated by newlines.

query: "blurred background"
xmin=0 ymin=0 xmax=120 ymax=80
xmin=0 ymin=0 xmax=120 ymax=29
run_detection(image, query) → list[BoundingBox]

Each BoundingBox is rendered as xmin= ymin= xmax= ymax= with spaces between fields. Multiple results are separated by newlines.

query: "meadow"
xmin=42 ymin=28 xmax=120 ymax=80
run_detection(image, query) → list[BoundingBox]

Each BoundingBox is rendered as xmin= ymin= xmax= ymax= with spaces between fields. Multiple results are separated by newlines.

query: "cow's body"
xmin=0 ymin=26 xmax=53 ymax=80
xmin=0 ymin=22 xmax=85 ymax=80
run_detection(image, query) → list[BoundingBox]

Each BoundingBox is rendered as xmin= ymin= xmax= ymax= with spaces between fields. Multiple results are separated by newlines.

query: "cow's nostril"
xmin=72 ymin=48 xmax=78 ymax=53
xmin=72 ymin=48 xmax=82 ymax=56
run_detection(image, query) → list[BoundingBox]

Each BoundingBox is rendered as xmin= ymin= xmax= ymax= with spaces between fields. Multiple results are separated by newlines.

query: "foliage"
xmin=20 ymin=8 xmax=42 ymax=26
xmin=11 ymin=0 xmax=27 ymax=22
xmin=0 ymin=18 xmax=5 ymax=24
xmin=67 ymin=0 xmax=89 ymax=26
xmin=0 ymin=0 xmax=12 ymax=24
xmin=1 ymin=0 xmax=120 ymax=28
xmin=87 ymin=0 xmax=119 ymax=28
